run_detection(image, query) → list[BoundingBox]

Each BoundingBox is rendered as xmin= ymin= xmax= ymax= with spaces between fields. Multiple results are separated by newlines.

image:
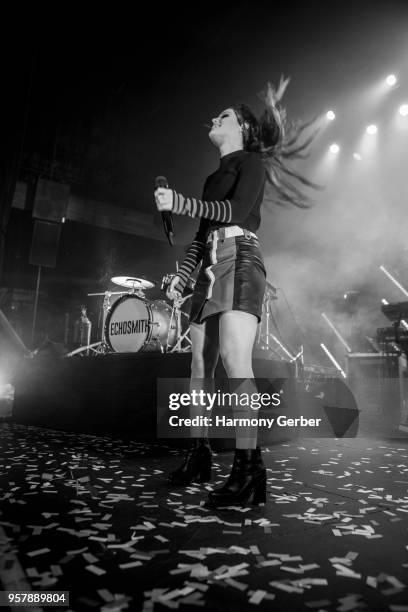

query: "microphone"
xmin=155 ymin=175 xmax=174 ymax=246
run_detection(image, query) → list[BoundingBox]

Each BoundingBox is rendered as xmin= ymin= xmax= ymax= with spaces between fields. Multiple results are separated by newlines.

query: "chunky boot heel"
xmin=251 ymin=474 xmax=267 ymax=504
xmin=167 ymin=439 xmax=212 ymax=485
xmin=208 ymin=447 xmax=267 ymax=507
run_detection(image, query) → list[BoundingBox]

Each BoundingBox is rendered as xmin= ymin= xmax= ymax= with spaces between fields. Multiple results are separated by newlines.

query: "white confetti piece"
xmin=85 ymin=564 xmax=106 ymax=576
xmin=119 ymin=561 xmax=143 ymax=569
xmin=97 ymin=589 xmax=114 ymax=602
xmin=269 ymin=581 xmax=303 ymax=594
xmin=27 ymin=548 xmax=50 ymax=557
xmin=248 ymin=589 xmax=267 ymax=604
xmin=224 ymin=578 xmax=248 ymax=591
xmin=259 ymin=560 xmax=281 ymax=567
xmin=154 ymin=535 xmax=169 ymax=543
xmin=280 ymin=566 xmax=305 ymax=574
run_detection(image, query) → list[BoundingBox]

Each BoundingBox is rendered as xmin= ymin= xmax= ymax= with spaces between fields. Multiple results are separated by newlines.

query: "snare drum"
xmin=105 ymin=295 xmax=178 ymax=353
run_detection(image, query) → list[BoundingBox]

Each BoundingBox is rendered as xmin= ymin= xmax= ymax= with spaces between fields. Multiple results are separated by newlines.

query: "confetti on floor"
xmin=0 ymin=422 xmax=408 ymax=610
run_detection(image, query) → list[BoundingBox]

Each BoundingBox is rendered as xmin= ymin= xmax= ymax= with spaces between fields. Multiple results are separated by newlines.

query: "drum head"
xmin=105 ymin=295 xmax=151 ymax=353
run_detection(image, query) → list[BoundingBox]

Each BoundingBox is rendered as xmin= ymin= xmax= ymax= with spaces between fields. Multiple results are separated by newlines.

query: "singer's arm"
xmin=171 ymin=153 xmax=264 ymax=224
xmin=174 ymin=220 xmax=208 ymax=294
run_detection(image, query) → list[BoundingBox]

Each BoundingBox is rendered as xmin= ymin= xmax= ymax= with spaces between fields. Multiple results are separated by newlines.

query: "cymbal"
xmin=87 ymin=291 xmax=127 ymax=296
xmin=111 ymin=276 xmax=156 ymax=290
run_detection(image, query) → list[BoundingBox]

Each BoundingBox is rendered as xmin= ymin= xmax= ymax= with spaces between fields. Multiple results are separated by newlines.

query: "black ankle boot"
xmin=207 ymin=447 xmax=266 ymax=507
xmin=167 ymin=438 xmax=212 ymax=485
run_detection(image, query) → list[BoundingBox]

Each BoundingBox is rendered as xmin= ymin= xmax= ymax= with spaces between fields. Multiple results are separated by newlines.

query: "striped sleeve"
xmin=171 ymin=153 xmax=265 ymax=224
xmin=174 ymin=235 xmax=206 ymax=294
xmin=172 ymin=190 xmax=233 ymax=223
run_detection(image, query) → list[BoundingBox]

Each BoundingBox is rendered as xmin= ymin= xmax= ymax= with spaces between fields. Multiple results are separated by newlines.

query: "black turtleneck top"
xmin=172 ymin=150 xmax=266 ymax=292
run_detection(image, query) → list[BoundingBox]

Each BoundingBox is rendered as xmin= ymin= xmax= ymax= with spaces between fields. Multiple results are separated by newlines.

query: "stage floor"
xmin=1 ymin=423 xmax=408 ymax=611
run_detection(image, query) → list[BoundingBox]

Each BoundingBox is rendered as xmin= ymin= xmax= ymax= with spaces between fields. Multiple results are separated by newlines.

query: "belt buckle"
xmin=243 ymin=229 xmax=251 ymax=240
xmin=219 ymin=227 xmax=225 ymax=243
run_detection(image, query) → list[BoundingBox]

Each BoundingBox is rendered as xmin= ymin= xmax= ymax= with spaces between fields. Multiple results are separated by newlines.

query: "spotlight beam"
xmin=379 ymin=265 xmax=408 ymax=298
xmin=321 ymin=313 xmax=352 ymax=352
xmin=320 ymin=343 xmax=347 ymax=378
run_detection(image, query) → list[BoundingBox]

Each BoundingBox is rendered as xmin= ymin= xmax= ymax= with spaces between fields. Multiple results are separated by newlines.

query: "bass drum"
xmin=105 ymin=295 xmax=178 ymax=353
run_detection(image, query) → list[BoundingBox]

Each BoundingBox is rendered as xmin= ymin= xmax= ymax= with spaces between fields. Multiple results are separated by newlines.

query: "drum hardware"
xmin=160 ymin=270 xmax=195 ymax=353
xmin=256 ymin=283 xmax=279 ymax=354
xmin=168 ymin=295 xmax=192 ymax=353
xmin=73 ymin=305 xmax=92 ymax=355
xmin=256 ymin=283 xmax=304 ymax=376
xmin=66 ymin=341 xmax=105 ymax=358
xmin=256 ymin=282 xmax=294 ymax=358
xmin=66 ymin=291 xmax=125 ymax=357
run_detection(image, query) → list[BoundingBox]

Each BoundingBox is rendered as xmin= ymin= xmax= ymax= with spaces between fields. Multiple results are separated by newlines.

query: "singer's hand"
xmin=166 ymin=275 xmax=182 ymax=301
xmin=155 ymin=187 xmax=173 ymax=211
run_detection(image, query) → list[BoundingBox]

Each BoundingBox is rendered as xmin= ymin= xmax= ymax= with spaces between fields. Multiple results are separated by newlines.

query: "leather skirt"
xmin=190 ymin=234 xmax=266 ymax=324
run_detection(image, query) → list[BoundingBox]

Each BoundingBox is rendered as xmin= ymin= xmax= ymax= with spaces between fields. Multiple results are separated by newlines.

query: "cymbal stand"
xmin=256 ymin=286 xmax=282 ymax=359
xmin=84 ymin=290 xmax=122 ymax=354
xmin=169 ymin=296 xmax=192 ymax=353
xmin=256 ymin=286 xmax=304 ymax=373
xmin=65 ymin=342 xmax=106 ymax=358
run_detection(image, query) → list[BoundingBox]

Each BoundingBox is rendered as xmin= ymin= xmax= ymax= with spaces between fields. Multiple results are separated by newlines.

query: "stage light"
xmin=329 ymin=143 xmax=340 ymax=154
xmin=380 ymin=265 xmax=408 ymax=298
xmin=366 ymin=124 xmax=377 ymax=135
xmin=326 ymin=110 xmax=336 ymax=121
xmin=0 ymin=378 xmax=14 ymax=419
xmin=0 ymin=382 xmax=13 ymax=400
xmin=399 ymin=104 xmax=408 ymax=117
xmin=320 ymin=343 xmax=347 ymax=378
xmin=353 ymin=153 xmax=362 ymax=161
xmin=386 ymin=74 xmax=397 ymax=87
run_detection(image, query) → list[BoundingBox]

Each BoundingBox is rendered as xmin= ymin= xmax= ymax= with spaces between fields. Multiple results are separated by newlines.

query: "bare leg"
xmin=189 ymin=316 xmax=220 ymax=438
xmin=167 ymin=316 xmax=220 ymax=485
xmin=219 ymin=311 xmax=259 ymax=449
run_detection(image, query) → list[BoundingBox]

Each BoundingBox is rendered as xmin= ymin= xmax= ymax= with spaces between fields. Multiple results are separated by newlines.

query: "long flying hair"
xmin=233 ymin=77 xmax=321 ymax=209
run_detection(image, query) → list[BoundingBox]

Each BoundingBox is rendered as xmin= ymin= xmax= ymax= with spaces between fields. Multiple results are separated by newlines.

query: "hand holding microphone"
xmin=154 ymin=176 xmax=174 ymax=246
xmin=155 ymin=187 xmax=173 ymax=211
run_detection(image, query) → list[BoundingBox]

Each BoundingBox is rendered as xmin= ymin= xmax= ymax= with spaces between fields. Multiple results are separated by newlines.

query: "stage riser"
xmin=13 ymin=354 xmax=297 ymax=444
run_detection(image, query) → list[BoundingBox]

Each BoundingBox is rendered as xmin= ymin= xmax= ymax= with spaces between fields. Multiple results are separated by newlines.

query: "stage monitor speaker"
xmin=29 ymin=220 xmax=61 ymax=268
xmin=33 ymin=179 xmax=69 ymax=222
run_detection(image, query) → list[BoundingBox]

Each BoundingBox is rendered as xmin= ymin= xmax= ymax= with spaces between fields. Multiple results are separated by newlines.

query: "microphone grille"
xmin=155 ymin=175 xmax=168 ymax=188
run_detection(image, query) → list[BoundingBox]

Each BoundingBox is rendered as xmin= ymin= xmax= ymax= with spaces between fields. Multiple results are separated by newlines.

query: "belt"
xmin=206 ymin=225 xmax=258 ymax=243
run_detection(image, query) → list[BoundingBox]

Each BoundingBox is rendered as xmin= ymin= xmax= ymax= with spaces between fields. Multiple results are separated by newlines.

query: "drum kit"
xmin=67 ymin=274 xmax=193 ymax=357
